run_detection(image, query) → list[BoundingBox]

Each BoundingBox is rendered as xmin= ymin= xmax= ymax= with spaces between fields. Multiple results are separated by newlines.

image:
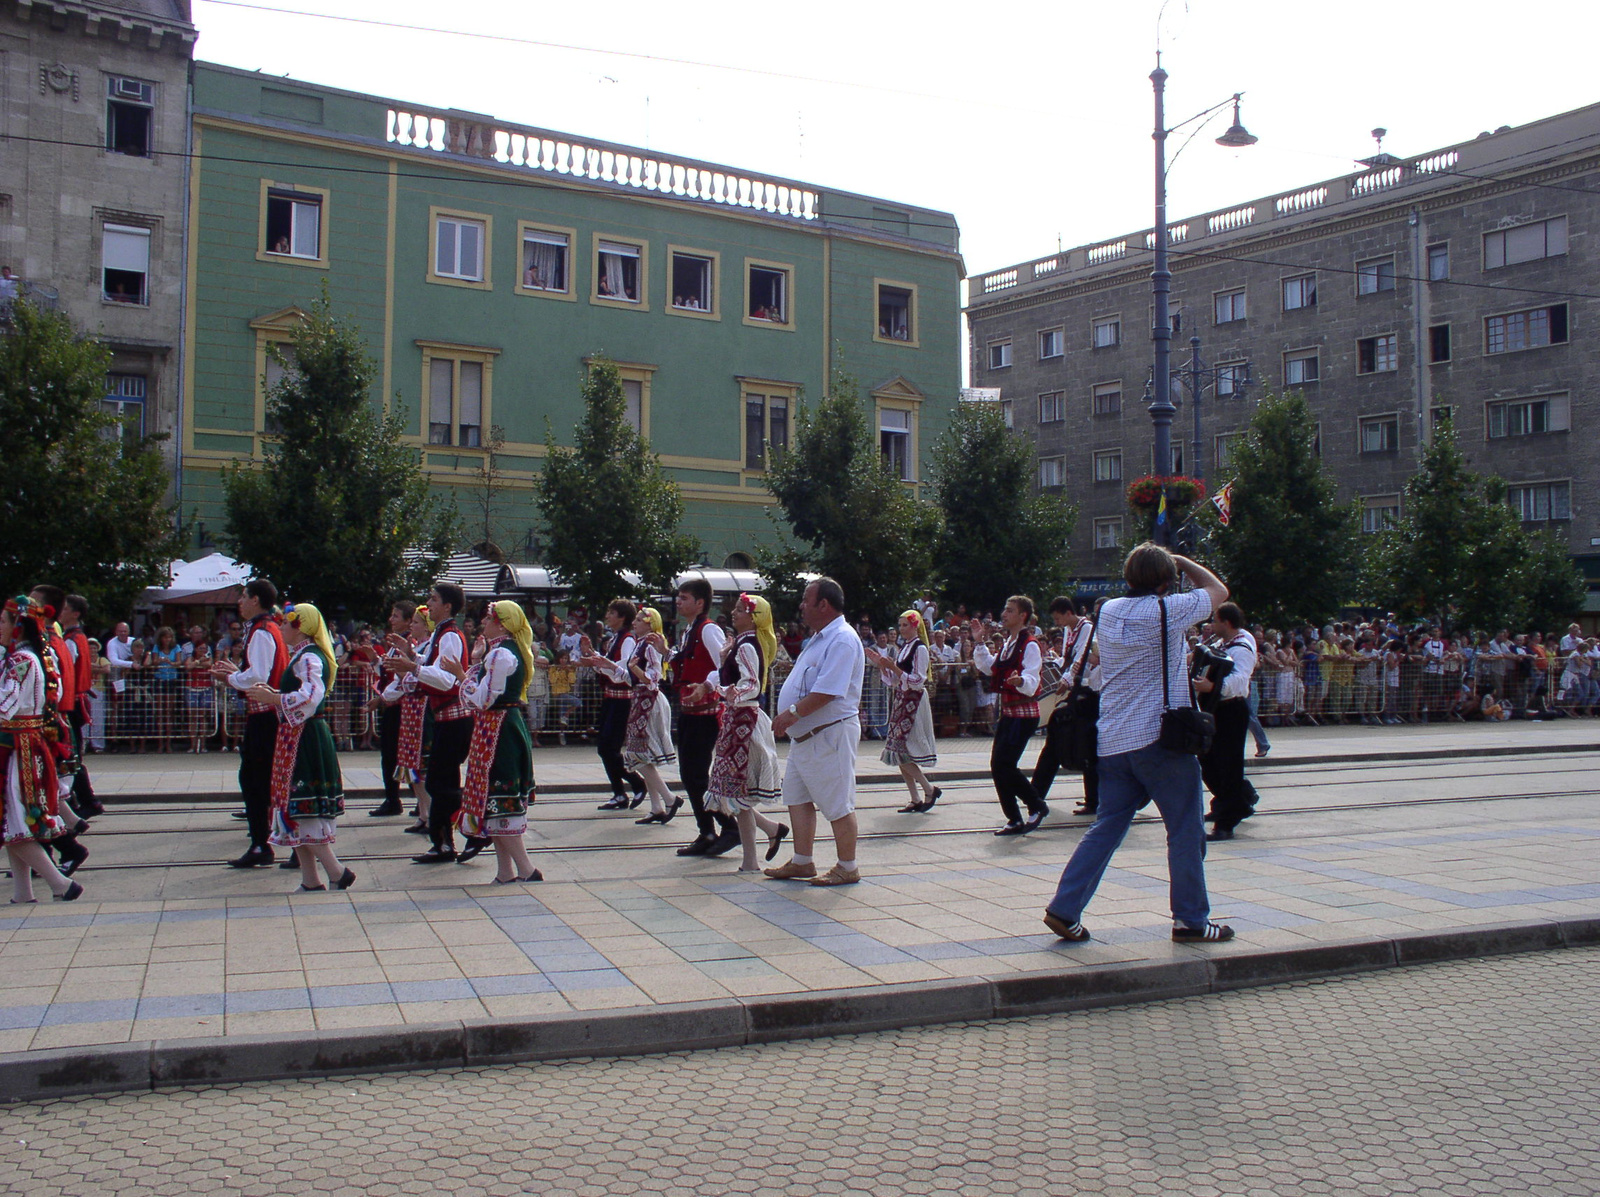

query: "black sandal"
xmin=920 ymin=787 xmax=941 ymax=812
xmin=898 ymin=800 xmax=924 ymax=813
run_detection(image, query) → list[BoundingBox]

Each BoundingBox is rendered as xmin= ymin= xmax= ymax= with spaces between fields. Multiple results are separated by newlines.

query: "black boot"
xmin=55 ymin=835 xmax=90 ymax=877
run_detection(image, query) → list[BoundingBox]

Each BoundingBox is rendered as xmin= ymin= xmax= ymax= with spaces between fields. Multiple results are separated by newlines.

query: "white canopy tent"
xmin=139 ymin=552 xmax=252 ymax=606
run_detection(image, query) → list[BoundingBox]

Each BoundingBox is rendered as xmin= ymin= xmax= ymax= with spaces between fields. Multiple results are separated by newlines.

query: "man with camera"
xmin=1043 ymin=543 xmax=1233 ymax=944
xmin=1192 ymin=602 xmax=1260 ymax=842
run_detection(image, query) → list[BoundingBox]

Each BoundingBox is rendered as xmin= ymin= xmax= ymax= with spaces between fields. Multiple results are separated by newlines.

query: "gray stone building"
xmin=0 ymin=0 xmax=195 ymax=471
xmin=966 ymin=101 xmax=1600 ymax=586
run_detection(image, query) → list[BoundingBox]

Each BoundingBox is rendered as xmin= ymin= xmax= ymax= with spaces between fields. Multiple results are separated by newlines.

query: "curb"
xmin=3 ymin=916 xmax=1596 ymax=1102
xmin=92 ymin=739 xmax=1600 ymax=806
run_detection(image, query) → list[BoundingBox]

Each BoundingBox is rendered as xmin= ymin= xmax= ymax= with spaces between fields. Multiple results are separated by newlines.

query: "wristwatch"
xmin=786 ymin=704 xmax=798 ymax=718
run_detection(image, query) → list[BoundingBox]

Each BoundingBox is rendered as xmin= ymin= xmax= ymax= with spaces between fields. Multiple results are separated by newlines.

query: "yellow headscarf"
xmin=286 ymin=602 xmax=337 ymax=688
xmin=414 ymin=603 xmax=435 ymax=633
xmin=900 ymin=608 xmax=931 ymax=651
xmin=492 ymin=600 xmax=535 ymax=703
xmin=737 ymin=594 xmax=778 ymax=692
xmin=640 ymin=606 xmax=664 ymax=638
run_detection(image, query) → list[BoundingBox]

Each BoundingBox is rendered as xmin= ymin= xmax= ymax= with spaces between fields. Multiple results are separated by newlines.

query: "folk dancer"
xmin=621 ymin=607 xmax=679 ymax=821
xmin=867 ymin=609 xmax=941 ymax=813
xmin=247 ymin=603 xmax=353 ymax=893
xmin=660 ymin=579 xmax=739 ymax=855
xmin=58 ymin=595 xmax=104 ymax=819
xmin=213 ymin=579 xmax=289 ymax=867
xmin=442 ymin=601 xmax=541 ymax=884
xmin=699 ymin=593 xmax=787 ymax=873
xmin=1031 ymin=597 xmax=1101 ymax=817
xmin=382 ymin=604 xmax=435 ymax=837
xmin=28 ymin=585 xmax=91 ymax=875
xmin=365 ymin=599 xmax=416 ymax=818
xmin=974 ymin=595 xmax=1048 ymax=835
xmin=581 ymin=600 xmax=647 ymax=811
xmin=1195 ymin=602 xmax=1261 ymax=842
xmin=1 ymin=596 xmax=83 ymax=902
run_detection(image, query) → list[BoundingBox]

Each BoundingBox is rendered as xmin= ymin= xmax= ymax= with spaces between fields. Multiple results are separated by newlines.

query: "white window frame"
xmin=106 ymin=75 xmax=154 ymax=157
xmin=427 ymin=208 xmax=491 ymax=289
xmin=1361 ymin=494 xmax=1401 ymax=533
xmin=1357 ymin=333 xmax=1399 ymax=375
xmin=874 ymin=280 xmax=918 ymax=347
xmin=516 ymin=223 xmax=576 ymax=300
xmin=667 ymin=245 xmax=719 ymax=320
xmin=879 ymin=406 xmax=916 ymax=482
xmin=1282 ymin=273 xmax=1317 ymax=311
xmin=1038 ymin=327 xmax=1064 ymax=360
xmin=1092 ymin=449 xmax=1122 ymax=483
xmin=592 ymin=235 xmax=648 ymax=308
xmin=417 ymin=340 xmax=499 ymax=453
xmin=1000 ymin=399 xmax=1014 ymax=429
xmin=744 ymin=259 xmax=794 ymax=330
xmin=1093 ymin=516 xmax=1122 ymax=550
xmin=1359 ymin=414 xmax=1400 ymax=454
xmin=1283 ymin=348 xmax=1319 ymax=385
xmin=1216 ymin=361 xmax=1247 ymax=398
xmin=1506 ymin=481 xmax=1572 ymax=523
xmin=1038 ymin=457 xmax=1066 ymax=488
xmin=1038 ymin=391 xmax=1065 ymax=424
xmin=988 ymin=339 xmax=1013 ymax=370
xmin=1091 ymin=315 xmax=1121 ymax=349
xmin=101 ymin=222 xmax=151 ymax=306
xmin=1214 ymin=288 xmax=1247 ymax=324
xmin=1092 ymin=381 xmax=1121 ymax=416
xmin=1427 ymin=242 xmax=1449 ymax=282
xmin=1356 ymin=255 xmax=1397 ymax=295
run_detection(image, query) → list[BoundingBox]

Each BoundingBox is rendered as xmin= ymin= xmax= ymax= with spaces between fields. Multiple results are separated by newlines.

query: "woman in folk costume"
xmin=383 ymin=604 xmax=435 ymax=837
xmin=247 ymin=603 xmax=354 ymax=893
xmin=0 ymin=596 xmax=82 ymax=903
xmin=867 ymin=609 xmax=942 ymax=813
xmin=440 ymin=601 xmax=541 ymax=884
xmin=699 ymin=594 xmax=788 ymax=873
xmin=622 ymin=607 xmax=679 ymax=819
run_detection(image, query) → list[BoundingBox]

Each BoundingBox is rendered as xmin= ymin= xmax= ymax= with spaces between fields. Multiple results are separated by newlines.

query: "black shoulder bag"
xmin=1059 ymin=613 xmax=1101 ymax=771
xmin=1156 ymin=596 xmax=1215 ymax=756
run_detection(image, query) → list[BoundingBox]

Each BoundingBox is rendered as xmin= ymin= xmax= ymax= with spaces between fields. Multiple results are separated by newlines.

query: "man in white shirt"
xmin=1032 ymin=597 xmax=1101 ymax=817
xmin=974 ymin=596 xmax=1047 ymax=835
xmin=767 ymin=578 xmax=866 ymax=886
xmin=105 ymin=622 xmax=135 ymax=746
xmin=211 ymin=579 xmax=288 ymax=867
xmin=1194 ymin=602 xmax=1260 ymax=841
xmin=1044 ymin=544 xmax=1233 ymax=945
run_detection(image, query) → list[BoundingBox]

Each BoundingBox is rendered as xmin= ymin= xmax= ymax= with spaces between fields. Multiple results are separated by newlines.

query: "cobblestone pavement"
xmin=0 ymin=739 xmax=1597 ymax=1052
xmin=2 ymin=947 xmax=1597 ymax=1196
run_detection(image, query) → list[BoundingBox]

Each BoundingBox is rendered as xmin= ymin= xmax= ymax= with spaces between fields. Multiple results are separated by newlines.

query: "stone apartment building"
xmin=966 ymin=100 xmax=1600 ymax=588
xmin=0 ymin=0 xmax=196 ymax=468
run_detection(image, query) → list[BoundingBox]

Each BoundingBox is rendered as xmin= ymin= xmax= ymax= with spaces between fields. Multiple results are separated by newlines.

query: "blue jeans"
xmin=1046 ymin=742 xmax=1211 ymax=929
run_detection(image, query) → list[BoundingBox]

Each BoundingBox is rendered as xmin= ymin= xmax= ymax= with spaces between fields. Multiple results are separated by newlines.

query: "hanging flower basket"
xmin=1126 ymin=475 xmax=1207 ymax=510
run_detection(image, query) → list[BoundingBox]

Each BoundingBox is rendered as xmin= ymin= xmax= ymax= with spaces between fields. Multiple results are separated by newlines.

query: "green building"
xmin=180 ymin=63 xmax=963 ymax=567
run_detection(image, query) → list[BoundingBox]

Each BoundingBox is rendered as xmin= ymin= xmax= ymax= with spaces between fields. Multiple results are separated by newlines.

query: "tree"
xmin=1519 ymin=529 xmax=1587 ymax=634
xmin=1367 ymin=415 xmax=1566 ymax=632
xmin=1199 ymin=391 xmax=1360 ymax=629
xmin=534 ymin=358 xmax=699 ymax=613
xmin=0 ymin=299 xmax=183 ymax=620
xmin=221 ymin=287 xmax=457 ymax=617
xmin=763 ymin=372 xmax=940 ymax=626
xmin=929 ymin=401 xmax=1076 ymax=612
xmin=467 ymin=423 xmax=509 ymax=562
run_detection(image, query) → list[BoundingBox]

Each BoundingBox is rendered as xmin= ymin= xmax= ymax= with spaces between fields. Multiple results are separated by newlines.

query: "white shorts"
xmin=781 ymin=719 xmax=859 ymax=823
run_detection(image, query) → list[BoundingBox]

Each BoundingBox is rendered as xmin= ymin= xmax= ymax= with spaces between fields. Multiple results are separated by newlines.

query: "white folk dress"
xmin=623 ymin=643 xmax=677 ymax=768
xmin=705 ymin=634 xmax=782 ymax=814
xmin=0 ymin=646 xmax=67 ymax=845
xmin=879 ymin=640 xmax=938 ymax=768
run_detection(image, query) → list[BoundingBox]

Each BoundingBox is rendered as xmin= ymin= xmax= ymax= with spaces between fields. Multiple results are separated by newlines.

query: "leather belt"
xmin=790 ymin=716 xmax=850 ymax=744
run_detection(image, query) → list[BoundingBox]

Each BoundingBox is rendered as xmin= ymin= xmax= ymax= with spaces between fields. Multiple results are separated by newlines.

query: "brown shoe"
xmin=809 ymin=865 xmax=861 ymax=887
xmin=763 ymin=860 xmax=817 ymax=881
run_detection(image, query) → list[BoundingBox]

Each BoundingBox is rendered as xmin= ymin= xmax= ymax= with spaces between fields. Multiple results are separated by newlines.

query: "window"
xmin=1151 ymin=442 xmax=1185 ymax=474
xmin=1214 ymin=433 xmax=1241 ymax=473
xmin=1039 ymin=457 xmax=1065 ymax=488
xmin=1214 ymin=288 xmax=1247 ymax=324
xmin=1000 ymin=399 xmax=1014 ymax=429
xmin=1283 ymin=349 xmax=1319 ymax=385
xmin=1359 ymin=414 xmax=1399 ymax=453
xmin=1429 ymin=324 xmax=1452 ymax=364
xmin=1356 ymin=256 xmax=1397 ymax=295
xmin=1282 ymin=274 xmax=1317 ymax=311
xmin=1358 ymin=334 xmax=1398 ymax=374
xmin=1362 ymin=495 xmax=1401 ymax=533
xmin=1092 ymin=382 xmax=1121 ymax=415
xmin=102 ymin=374 xmax=147 ymax=444
xmin=880 ymin=408 xmax=914 ymax=481
xmin=1487 ymin=394 xmax=1569 ymax=438
xmin=1428 ymin=243 xmax=1449 ymax=281
xmin=743 ymin=390 xmax=791 ymax=471
xmin=101 ymin=223 xmax=149 ymax=305
xmin=1485 ymin=304 xmax=1568 ymax=354
xmin=876 ymin=282 xmax=916 ymax=345
xmin=419 ymin=342 xmax=499 ymax=451
xmin=668 ymin=247 xmax=718 ymax=317
xmin=1484 ymin=217 xmax=1567 ymax=269
xmin=988 ymin=339 xmax=1012 ymax=370
xmin=264 ymin=189 xmax=322 ymax=260
xmin=428 ymin=209 xmax=491 ymax=288
xmin=1431 ymin=405 xmax=1456 ymax=432
xmin=518 ymin=224 xmax=573 ymax=298
xmin=1038 ymin=328 xmax=1064 ymax=359
xmin=1038 ymin=392 xmax=1065 ymax=424
xmin=1092 ymin=315 xmax=1120 ymax=348
xmin=1093 ymin=517 xmax=1122 ymax=549
xmin=594 ymin=238 xmax=643 ymax=304
xmin=1216 ymin=361 xmax=1247 ymax=398
xmin=1507 ymin=481 xmax=1572 ymax=523
xmin=746 ymin=262 xmax=792 ymax=327
xmin=1093 ymin=449 xmax=1122 ymax=483
xmin=622 ymin=379 xmax=643 ymax=431
xmin=106 ymin=76 xmax=153 ymax=157
xmin=262 ymin=343 xmax=297 ymax=436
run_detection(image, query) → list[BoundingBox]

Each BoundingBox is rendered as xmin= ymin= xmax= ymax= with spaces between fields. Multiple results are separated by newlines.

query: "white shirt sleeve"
xmin=279 ymin=651 xmax=325 ymax=726
xmin=417 ymin=630 xmax=462 ymax=693
xmin=720 ymin=639 xmax=762 ymax=705
xmin=464 ymin=645 xmax=514 ymax=711
xmin=634 ymin=645 xmax=663 ymax=691
xmin=900 ymin=644 xmax=929 ymax=692
xmin=592 ymin=635 xmax=635 ymax=684
xmin=699 ymin=622 xmax=726 ymax=662
xmin=1017 ymin=640 xmax=1042 ymax=697
xmin=972 ymin=642 xmax=996 ymax=676
xmin=229 ymin=627 xmax=279 ymax=692
xmin=1221 ymin=639 xmax=1257 ymax=700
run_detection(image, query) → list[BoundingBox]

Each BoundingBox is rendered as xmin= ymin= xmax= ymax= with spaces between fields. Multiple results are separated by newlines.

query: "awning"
xmin=140 ymin=552 xmax=251 ymax=605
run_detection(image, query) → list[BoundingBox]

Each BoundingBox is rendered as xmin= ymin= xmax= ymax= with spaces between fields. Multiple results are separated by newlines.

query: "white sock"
xmin=837 ymin=858 xmax=857 ymax=872
xmin=791 ymin=853 xmax=814 ymax=866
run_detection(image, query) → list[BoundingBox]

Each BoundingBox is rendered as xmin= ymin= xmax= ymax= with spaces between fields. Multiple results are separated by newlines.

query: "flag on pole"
xmin=1155 ymin=489 xmax=1168 ymax=530
xmin=1211 ymin=481 xmax=1235 ymax=527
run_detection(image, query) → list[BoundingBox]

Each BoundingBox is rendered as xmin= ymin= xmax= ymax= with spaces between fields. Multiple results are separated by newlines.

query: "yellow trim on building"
xmin=254 ymin=178 xmax=331 ymax=270
xmin=425 ymin=206 xmax=494 ymax=291
xmin=742 ymin=257 xmax=796 ymax=332
xmin=589 ymin=232 xmax=651 ymax=311
xmin=514 ymin=220 xmax=579 ymax=302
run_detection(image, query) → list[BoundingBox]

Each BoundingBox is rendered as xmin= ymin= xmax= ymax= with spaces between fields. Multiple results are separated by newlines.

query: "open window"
xmin=746 ymin=262 xmax=791 ymax=326
xmin=106 ymin=77 xmax=153 ymax=157
xmin=876 ymin=282 xmax=916 ymax=344
xmin=517 ymin=223 xmax=574 ymax=299
xmin=595 ymin=238 xmax=643 ymax=304
xmin=265 ymin=189 xmax=322 ymax=259
xmin=101 ymin=223 xmax=150 ymax=305
xmin=669 ymin=248 xmax=717 ymax=316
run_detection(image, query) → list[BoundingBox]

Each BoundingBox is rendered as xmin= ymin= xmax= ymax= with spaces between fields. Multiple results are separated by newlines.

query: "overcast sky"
xmin=193 ymin=0 xmax=1599 ymax=298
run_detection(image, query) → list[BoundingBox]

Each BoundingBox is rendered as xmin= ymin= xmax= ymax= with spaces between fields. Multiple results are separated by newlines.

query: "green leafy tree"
xmin=1519 ymin=528 xmax=1587 ymax=633
xmin=929 ymin=401 xmax=1076 ymax=612
xmin=1199 ymin=391 xmax=1360 ymax=628
xmin=221 ymin=287 xmax=457 ymax=617
xmin=1368 ymin=416 xmax=1575 ymax=632
xmin=0 ymin=299 xmax=183 ymax=619
xmin=763 ymin=372 xmax=940 ymax=626
xmin=534 ymin=358 xmax=699 ymax=613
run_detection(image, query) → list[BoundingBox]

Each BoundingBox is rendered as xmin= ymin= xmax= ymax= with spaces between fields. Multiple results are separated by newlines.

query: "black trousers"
xmin=426 ymin=716 xmax=474 ymax=848
xmin=678 ymin=712 xmax=732 ymax=837
xmin=992 ymin=715 xmax=1043 ymax=823
xmin=1032 ymin=706 xmax=1099 ymax=811
xmin=67 ymin=708 xmax=95 ymax=805
xmin=239 ymin=710 xmax=279 ymax=850
xmin=596 ymin=697 xmax=644 ymax=799
xmin=379 ymin=703 xmax=402 ymax=803
xmin=1201 ymin=697 xmax=1259 ymax=831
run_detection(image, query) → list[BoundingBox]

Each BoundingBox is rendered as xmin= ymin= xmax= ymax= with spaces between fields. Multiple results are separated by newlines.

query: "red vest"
xmin=45 ymin=631 xmax=75 ymax=713
xmin=993 ymin=629 xmax=1040 ymax=716
xmin=673 ymin=616 xmax=723 ymax=713
xmin=602 ymin=631 xmax=635 ymax=698
xmin=421 ymin=621 xmax=467 ymax=711
xmin=65 ymin=628 xmax=94 ymax=705
xmin=244 ymin=616 xmax=290 ymax=714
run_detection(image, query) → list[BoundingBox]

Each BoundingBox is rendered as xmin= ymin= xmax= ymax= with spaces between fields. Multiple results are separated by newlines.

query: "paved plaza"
xmin=0 ymin=722 xmax=1595 ymax=1070
xmin=2 ymin=947 xmax=1597 ymax=1195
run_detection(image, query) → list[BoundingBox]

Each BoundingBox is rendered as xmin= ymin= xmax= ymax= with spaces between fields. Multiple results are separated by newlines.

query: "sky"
xmin=190 ymin=0 xmax=1600 ymax=306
